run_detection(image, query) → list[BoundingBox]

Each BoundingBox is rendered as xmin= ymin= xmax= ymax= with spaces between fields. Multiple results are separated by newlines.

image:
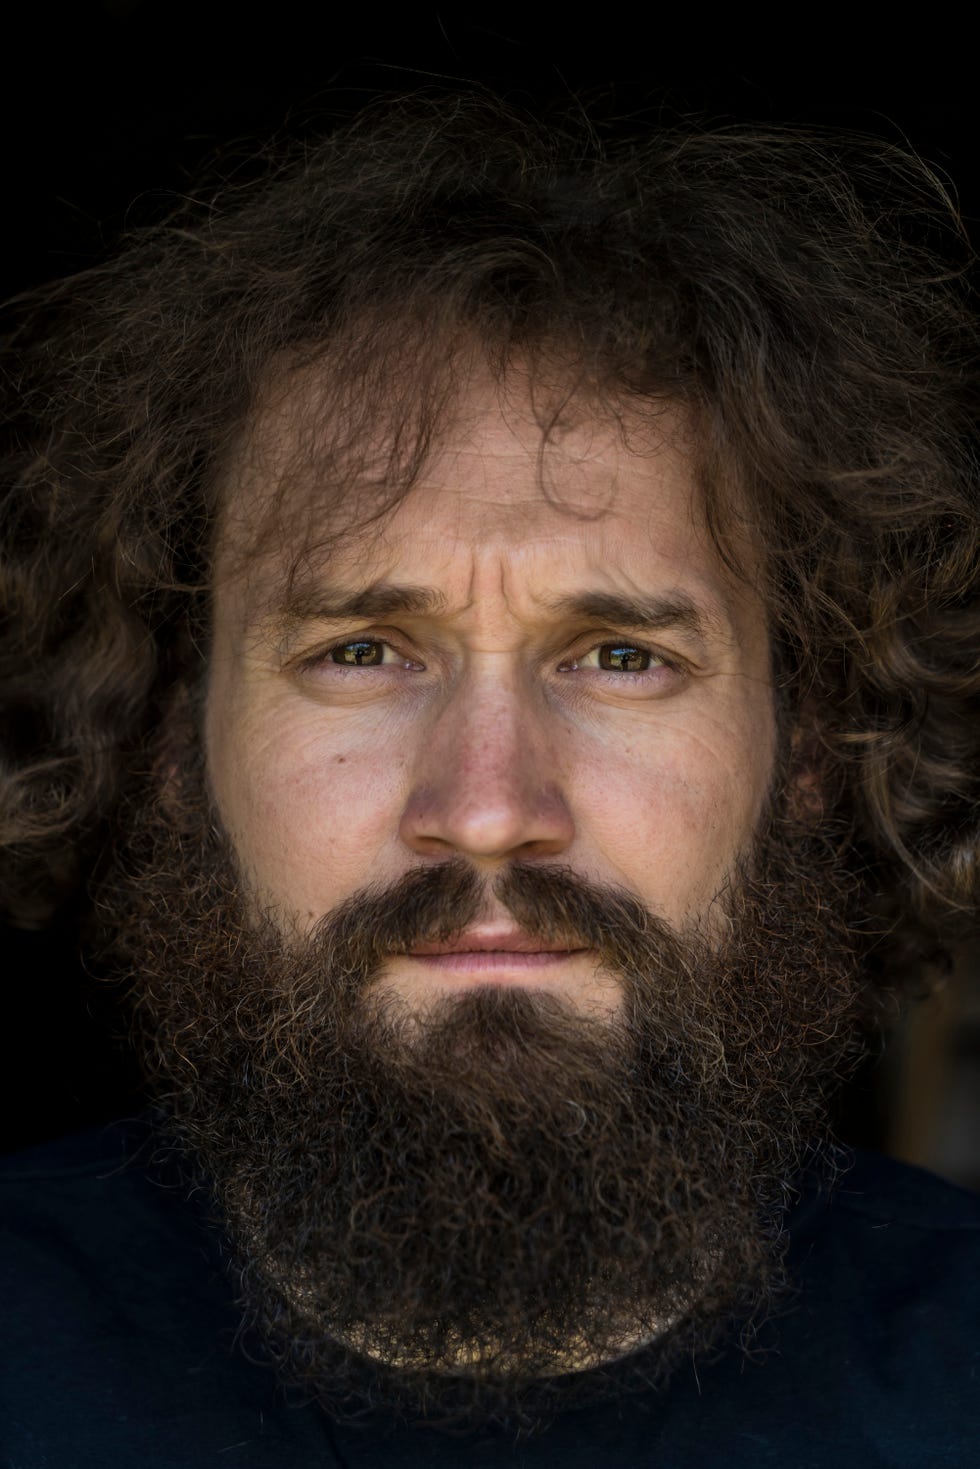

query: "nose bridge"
xmin=399 ymin=659 xmax=574 ymax=862
xmin=450 ymin=663 xmax=528 ymax=776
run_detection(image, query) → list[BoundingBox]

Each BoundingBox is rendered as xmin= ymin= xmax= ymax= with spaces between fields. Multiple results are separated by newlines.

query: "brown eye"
xmin=597 ymin=644 xmax=651 ymax=673
xmin=331 ymin=640 xmax=386 ymax=666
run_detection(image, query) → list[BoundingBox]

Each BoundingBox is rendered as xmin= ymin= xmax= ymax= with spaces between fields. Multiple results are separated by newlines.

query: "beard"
xmin=101 ymin=723 xmax=872 ymax=1439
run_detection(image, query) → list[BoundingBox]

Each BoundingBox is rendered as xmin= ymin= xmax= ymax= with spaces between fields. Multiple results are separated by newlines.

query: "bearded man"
xmin=2 ymin=95 xmax=979 ymax=1465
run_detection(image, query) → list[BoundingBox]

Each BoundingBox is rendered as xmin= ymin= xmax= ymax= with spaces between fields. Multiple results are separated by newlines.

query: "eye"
xmin=594 ymin=643 xmax=656 ymax=673
xmin=563 ymin=642 xmax=674 ymax=674
xmin=329 ymin=639 xmax=391 ymax=667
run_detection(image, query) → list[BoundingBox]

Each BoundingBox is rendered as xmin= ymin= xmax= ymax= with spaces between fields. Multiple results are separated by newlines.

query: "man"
xmin=2 ymin=94 xmax=979 ymax=1464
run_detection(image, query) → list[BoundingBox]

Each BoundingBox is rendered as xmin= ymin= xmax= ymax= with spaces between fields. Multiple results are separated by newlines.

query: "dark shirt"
xmin=2 ymin=1118 xmax=979 ymax=1467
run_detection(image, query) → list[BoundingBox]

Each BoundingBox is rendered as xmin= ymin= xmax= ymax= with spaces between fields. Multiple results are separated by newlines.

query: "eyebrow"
xmin=263 ymin=580 xmax=729 ymax=652
xmin=544 ymin=590 xmax=727 ymax=649
xmin=271 ymin=583 xmax=450 ymax=629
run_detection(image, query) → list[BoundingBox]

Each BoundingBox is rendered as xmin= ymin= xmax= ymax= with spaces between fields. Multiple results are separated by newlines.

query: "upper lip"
xmin=408 ymin=927 xmax=583 ymax=956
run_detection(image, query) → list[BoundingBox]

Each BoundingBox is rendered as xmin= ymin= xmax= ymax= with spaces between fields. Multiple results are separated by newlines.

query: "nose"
xmin=398 ymin=667 xmax=575 ymax=865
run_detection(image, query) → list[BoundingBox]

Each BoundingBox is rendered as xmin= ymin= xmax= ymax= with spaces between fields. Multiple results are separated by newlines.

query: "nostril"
xmin=399 ymin=784 xmax=575 ymax=864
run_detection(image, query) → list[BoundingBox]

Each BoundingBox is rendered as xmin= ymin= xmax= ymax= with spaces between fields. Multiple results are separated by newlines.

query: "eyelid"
xmin=566 ymin=636 xmax=688 ymax=673
xmin=290 ymin=628 xmax=418 ymax=671
xmin=292 ymin=629 xmax=690 ymax=675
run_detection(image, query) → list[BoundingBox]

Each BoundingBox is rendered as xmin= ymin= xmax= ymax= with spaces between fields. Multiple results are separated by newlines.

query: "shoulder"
xmin=791 ymin=1144 xmax=980 ymax=1310
xmin=0 ymin=1114 xmax=157 ymax=1188
xmin=0 ymin=1120 xmax=322 ymax=1466
xmin=758 ymin=1146 xmax=980 ymax=1463
xmin=787 ymin=1143 xmax=980 ymax=1319
xmin=825 ymin=1144 xmax=980 ymax=1231
xmin=0 ymin=1115 xmax=225 ymax=1356
xmin=0 ymin=1114 xmax=197 ymax=1259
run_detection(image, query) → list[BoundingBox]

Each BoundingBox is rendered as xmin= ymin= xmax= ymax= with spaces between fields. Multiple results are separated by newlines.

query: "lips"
xmin=408 ymin=928 xmax=580 ymax=957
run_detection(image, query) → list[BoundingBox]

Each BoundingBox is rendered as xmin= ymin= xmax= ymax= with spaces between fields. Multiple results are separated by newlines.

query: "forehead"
xmin=215 ymin=361 xmax=758 ymax=640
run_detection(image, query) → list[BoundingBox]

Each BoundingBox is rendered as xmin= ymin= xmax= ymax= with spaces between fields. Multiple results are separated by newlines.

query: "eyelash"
xmin=299 ymin=637 xmax=684 ymax=680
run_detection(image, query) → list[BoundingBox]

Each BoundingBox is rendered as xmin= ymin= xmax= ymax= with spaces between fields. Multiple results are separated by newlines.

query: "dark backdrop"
xmin=3 ymin=6 xmax=978 ymax=1156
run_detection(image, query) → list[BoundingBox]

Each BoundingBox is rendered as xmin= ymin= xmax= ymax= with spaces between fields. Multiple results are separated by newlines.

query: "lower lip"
xmin=407 ymin=950 xmax=587 ymax=974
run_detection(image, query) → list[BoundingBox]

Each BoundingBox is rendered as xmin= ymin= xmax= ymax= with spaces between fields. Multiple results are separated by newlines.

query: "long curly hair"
xmin=2 ymin=92 xmax=978 ymax=979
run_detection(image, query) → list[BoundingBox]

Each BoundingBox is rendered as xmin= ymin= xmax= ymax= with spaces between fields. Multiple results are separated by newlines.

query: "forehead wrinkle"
xmin=252 ymin=557 xmax=740 ymax=672
xmin=229 ymin=389 xmax=761 ymax=658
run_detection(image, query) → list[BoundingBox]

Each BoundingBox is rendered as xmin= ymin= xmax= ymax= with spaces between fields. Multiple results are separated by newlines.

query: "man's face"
xmin=119 ymin=366 xmax=865 ymax=1436
xmin=205 ymin=376 xmax=776 ymax=1017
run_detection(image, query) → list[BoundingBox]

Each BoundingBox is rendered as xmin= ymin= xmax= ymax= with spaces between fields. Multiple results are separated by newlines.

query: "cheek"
xmin=209 ymin=701 xmax=409 ymax=921
xmin=576 ymin=708 xmax=772 ymax=920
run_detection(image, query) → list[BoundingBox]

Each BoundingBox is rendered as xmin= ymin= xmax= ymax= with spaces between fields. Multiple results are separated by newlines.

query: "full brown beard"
xmin=102 ymin=731 xmax=872 ymax=1438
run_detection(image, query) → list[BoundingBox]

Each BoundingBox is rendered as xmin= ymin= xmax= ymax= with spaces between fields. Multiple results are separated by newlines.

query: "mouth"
xmin=404 ymin=928 xmax=589 ymax=978
xmin=406 ymin=949 xmax=588 ymax=974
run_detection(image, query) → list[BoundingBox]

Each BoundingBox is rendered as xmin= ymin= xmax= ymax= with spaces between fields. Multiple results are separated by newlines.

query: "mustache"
xmin=307 ymin=856 xmax=687 ymax=980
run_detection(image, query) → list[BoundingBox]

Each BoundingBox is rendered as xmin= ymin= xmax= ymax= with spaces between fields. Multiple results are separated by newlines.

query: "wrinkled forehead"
xmin=210 ymin=349 xmax=758 ymax=626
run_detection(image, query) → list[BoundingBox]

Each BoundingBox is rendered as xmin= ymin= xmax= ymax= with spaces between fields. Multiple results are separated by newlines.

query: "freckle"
xmin=336 ymin=756 xmax=346 ymax=764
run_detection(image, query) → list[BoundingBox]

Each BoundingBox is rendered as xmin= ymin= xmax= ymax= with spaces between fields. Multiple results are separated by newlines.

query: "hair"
xmin=2 ymin=91 xmax=978 ymax=981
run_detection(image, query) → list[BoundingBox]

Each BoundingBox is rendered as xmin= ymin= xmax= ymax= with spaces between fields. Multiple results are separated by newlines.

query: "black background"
xmin=3 ymin=7 xmax=978 ymax=1154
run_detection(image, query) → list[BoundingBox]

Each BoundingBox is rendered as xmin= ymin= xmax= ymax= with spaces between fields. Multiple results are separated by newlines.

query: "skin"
xmin=204 ymin=370 xmax=778 ymax=1021
xmin=133 ymin=370 xmax=866 ymax=1423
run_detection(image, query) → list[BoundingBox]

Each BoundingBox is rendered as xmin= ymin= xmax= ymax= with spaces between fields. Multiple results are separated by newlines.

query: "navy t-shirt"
xmin=2 ymin=1117 xmax=978 ymax=1467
